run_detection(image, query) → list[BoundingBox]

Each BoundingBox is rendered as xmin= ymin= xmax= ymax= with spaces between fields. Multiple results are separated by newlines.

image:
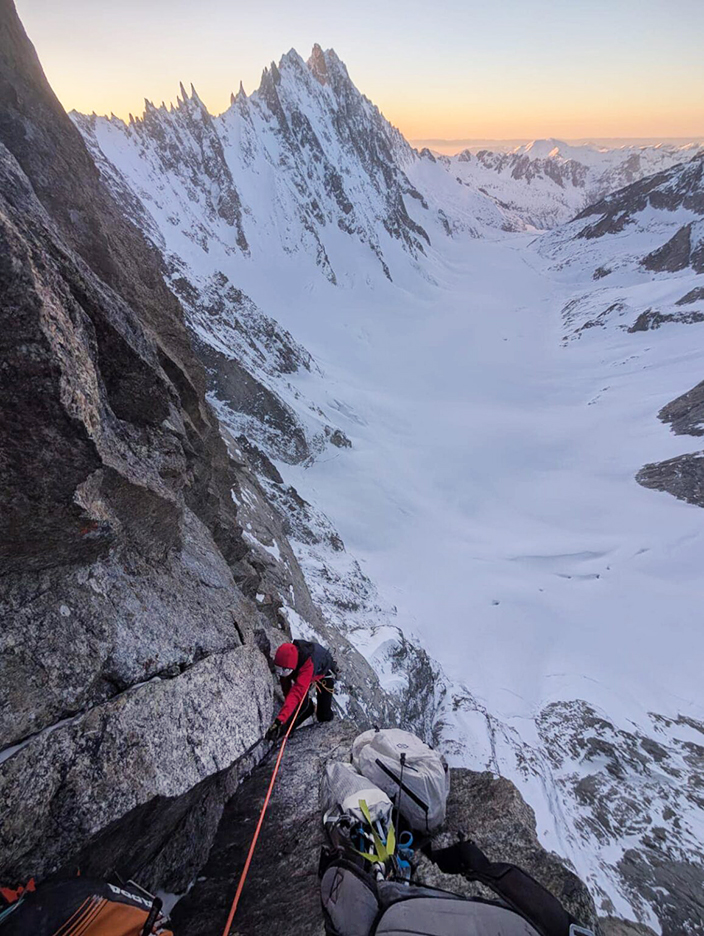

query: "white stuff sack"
xmin=321 ymin=760 xmax=393 ymax=826
xmin=352 ymin=728 xmax=450 ymax=832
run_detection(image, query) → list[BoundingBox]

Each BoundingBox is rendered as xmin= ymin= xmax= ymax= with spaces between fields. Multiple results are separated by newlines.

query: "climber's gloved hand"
xmin=265 ymin=720 xmax=284 ymax=742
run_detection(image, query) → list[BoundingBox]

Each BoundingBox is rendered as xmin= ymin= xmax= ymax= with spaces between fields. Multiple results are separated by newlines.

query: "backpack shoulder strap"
xmin=425 ymin=839 xmax=592 ymax=936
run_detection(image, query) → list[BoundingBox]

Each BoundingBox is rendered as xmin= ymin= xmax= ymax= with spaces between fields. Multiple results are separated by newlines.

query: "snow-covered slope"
xmin=72 ymin=49 xmax=704 ymax=934
xmin=435 ymin=139 xmax=704 ymax=229
xmin=542 ymin=152 xmax=704 ymax=340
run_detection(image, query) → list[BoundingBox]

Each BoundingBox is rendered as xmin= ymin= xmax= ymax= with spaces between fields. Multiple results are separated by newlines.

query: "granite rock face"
xmin=0 ymin=0 xmax=273 ymax=887
xmin=0 ymin=646 xmax=273 ymax=885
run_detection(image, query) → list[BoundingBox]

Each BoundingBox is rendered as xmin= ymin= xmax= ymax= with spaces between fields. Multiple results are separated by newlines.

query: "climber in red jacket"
xmin=265 ymin=639 xmax=337 ymax=741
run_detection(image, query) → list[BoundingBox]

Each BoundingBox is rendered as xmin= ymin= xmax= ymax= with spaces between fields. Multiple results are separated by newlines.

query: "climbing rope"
xmin=220 ymin=691 xmax=308 ymax=936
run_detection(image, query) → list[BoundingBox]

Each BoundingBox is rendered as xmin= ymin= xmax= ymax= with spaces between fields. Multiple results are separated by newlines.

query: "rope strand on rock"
xmin=220 ymin=691 xmax=308 ymax=936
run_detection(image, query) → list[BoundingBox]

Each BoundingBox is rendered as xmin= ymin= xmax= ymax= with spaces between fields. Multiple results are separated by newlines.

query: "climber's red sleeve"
xmin=277 ymin=657 xmax=314 ymax=723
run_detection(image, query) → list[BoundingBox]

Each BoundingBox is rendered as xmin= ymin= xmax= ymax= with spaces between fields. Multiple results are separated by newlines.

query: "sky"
xmin=15 ymin=0 xmax=704 ymax=142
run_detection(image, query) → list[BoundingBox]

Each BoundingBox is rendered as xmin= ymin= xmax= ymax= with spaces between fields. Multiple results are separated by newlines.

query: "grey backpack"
xmin=352 ymin=729 xmax=450 ymax=833
xmin=319 ymin=843 xmax=596 ymax=936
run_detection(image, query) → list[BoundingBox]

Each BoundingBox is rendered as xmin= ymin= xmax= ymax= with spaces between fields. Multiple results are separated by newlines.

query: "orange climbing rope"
xmin=220 ymin=691 xmax=308 ymax=936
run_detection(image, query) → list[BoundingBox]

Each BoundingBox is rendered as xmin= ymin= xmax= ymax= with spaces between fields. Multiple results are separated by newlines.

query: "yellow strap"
xmin=358 ymin=800 xmax=395 ymax=862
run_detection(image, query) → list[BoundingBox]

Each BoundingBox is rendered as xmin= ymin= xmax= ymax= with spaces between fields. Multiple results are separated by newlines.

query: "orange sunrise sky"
xmin=14 ymin=0 xmax=704 ymax=145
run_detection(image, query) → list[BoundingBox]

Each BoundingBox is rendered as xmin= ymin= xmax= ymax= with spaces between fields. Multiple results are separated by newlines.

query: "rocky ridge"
xmin=539 ymin=153 xmax=704 ymax=342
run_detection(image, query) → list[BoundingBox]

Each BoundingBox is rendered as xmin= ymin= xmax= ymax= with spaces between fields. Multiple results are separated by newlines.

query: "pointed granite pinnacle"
xmin=308 ymin=43 xmax=328 ymax=83
xmin=179 ymin=81 xmax=189 ymax=101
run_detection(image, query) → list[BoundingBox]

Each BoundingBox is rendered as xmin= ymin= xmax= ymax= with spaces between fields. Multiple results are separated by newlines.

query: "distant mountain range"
xmin=412 ymin=137 xmax=704 ymax=156
xmin=427 ymin=139 xmax=704 ymax=228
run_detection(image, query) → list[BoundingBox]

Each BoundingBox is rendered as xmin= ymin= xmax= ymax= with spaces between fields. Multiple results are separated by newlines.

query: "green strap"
xmin=355 ymin=799 xmax=396 ymax=864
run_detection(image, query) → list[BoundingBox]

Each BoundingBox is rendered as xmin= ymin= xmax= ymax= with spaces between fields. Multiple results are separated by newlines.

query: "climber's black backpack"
xmin=0 ymin=876 xmax=172 ymax=935
xmin=320 ymin=839 xmax=595 ymax=936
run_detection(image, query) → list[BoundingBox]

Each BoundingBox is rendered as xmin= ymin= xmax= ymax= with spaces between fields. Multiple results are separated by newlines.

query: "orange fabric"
xmin=53 ymin=897 xmax=93 ymax=936
xmin=83 ymin=900 xmax=170 ymax=935
xmin=51 ymin=894 xmax=175 ymax=936
xmin=1 ymin=878 xmax=36 ymax=904
xmin=67 ymin=897 xmax=104 ymax=936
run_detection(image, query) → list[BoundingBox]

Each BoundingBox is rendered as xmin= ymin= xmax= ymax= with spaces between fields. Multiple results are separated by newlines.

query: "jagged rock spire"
xmin=308 ymin=43 xmax=328 ymax=83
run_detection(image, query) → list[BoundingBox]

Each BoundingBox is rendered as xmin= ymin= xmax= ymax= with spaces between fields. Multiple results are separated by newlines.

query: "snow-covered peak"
xmin=514 ymin=137 xmax=571 ymax=158
xmin=74 ymin=45 xmax=528 ymax=290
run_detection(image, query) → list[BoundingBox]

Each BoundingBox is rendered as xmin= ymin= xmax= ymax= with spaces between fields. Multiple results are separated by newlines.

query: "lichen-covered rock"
xmin=0 ymin=645 xmax=273 ymax=884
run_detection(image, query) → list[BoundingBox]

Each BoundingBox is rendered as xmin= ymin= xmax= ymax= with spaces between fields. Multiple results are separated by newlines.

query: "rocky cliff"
xmin=637 ymin=379 xmax=704 ymax=509
xmin=0 ymin=0 xmax=271 ymax=888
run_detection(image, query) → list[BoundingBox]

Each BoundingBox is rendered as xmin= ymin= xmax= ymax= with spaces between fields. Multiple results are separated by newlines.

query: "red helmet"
xmin=274 ymin=642 xmax=299 ymax=670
